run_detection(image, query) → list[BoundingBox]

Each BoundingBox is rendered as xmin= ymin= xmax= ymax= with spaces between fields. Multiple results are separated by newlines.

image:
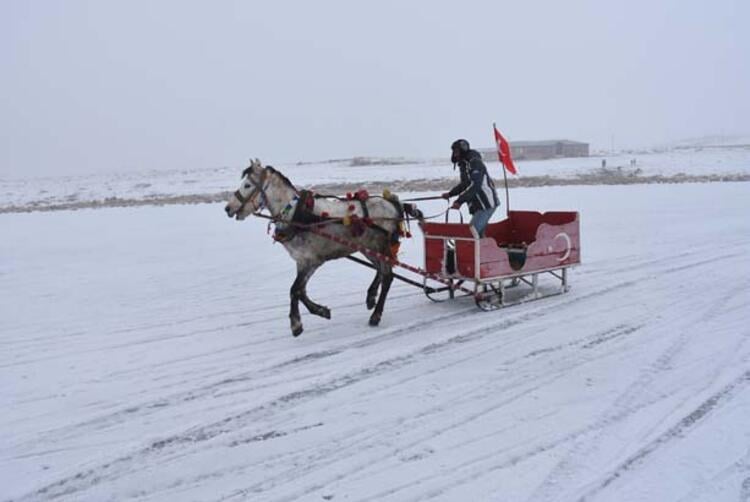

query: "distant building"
xmin=479 ymin=140 xmax=589 ymax=161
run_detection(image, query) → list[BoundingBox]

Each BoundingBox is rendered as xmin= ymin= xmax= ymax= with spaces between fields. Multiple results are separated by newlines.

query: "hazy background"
xmin=2 ymin=0 xmax=749 ymax=178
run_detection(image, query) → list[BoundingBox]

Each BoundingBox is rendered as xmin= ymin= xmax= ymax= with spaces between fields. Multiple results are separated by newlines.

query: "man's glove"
xmin=441 ymin=192 xmax=451 ymax=199
xmin=450 ymin=201 xmax=461 ymax=210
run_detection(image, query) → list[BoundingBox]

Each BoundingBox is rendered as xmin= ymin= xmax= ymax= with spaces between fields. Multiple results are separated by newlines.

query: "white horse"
xmin=225 ymin=159 xmax=413 ymax=337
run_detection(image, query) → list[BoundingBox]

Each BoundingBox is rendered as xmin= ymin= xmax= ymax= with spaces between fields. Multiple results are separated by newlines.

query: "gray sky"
xmin=2 ymin=0 xmax=749 ymax=178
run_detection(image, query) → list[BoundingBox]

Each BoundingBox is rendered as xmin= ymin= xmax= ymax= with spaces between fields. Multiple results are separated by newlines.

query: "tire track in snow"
xmin=742 ymin=476 xmax=750 ymax=502
xmin=576 ymin=239 xmax=748 ymax=280
xmin=290 ymin=312 xmax=750 ymax=500
xmin=358 ymin=378 xmax=716 ymax=502
xmin=222 ymin=276 xmax=724 ymax=500
xmin=578 ymin=370 xmax=750 ymax=502
xmin=359 ymin=323 xmax=748 ymax=502
xmin=11 ymin=279 xmax=652 ymax=501
xmin=6 ymin=301 xmax=481 ymax=468
xmin=13 ymin=253 xmax=736 ymax=496
xmin=332 ymin=310 xmax=707 ymax=501
xmin=529 ymin=273 xmax=750 ymax=502
xmin=292 ymin=255 xmax=749 ymax=501
xmin=220 ymin=326 xmax=651 ymax=501
xmin=674 ymin=446 xmax=750 ymax=502
xmin=10 ymin=306 xmax=479 ymax=453
xmin=11 ymin=249 xmax=746 ymax=501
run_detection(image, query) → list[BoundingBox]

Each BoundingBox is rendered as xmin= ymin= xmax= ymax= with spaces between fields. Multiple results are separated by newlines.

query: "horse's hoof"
xmin=317 ymin=307 xmax=331 ymax=320
xmin=368 ymin=315 xmax=381 ymax=327
xmin=292 ymin=323 xmax=304 ymax=337
xmin=366 ymin=298 xmax=376 ymax=310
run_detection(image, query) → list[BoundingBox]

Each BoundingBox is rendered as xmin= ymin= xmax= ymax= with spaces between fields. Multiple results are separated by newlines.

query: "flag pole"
xmin=494 ymin=122 xmax=511 ymax=217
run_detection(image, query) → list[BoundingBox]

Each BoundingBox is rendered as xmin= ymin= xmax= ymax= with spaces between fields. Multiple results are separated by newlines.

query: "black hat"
xmin=451 ymin=139 xmax=470 ymax=163
xmin=451 ymin=139 xmax=470 ymax=153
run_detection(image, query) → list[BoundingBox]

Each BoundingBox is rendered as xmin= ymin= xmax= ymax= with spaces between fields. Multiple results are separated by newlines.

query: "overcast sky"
xmin=2 ymin=0 xmax=749 ymax=178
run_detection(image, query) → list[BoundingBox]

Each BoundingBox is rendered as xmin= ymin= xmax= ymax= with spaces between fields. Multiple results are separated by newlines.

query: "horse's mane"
xmin=266 ymin=165 xmax=296 ymax=190
xmin=242 ymin=164 xmax=296 ymax=190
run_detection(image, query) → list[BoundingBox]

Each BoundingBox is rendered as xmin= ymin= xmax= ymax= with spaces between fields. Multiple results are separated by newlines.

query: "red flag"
xmin=494 ymin=125 xmax=517 ymax=175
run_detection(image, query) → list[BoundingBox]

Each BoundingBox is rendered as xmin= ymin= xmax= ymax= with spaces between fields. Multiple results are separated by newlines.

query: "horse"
xmin=224 ymin=159 xmax=416 ymax=337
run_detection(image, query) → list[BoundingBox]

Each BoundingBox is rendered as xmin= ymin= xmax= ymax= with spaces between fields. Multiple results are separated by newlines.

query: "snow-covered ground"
xmin=2 ymin=182 xmax=750 ymax=501
xmin=2 ymin=146 xmax=749 ymax=212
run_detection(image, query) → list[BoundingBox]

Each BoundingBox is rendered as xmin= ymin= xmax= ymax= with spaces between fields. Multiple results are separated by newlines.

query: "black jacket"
xmin=448 ymin=150 xmax=500 ymax=214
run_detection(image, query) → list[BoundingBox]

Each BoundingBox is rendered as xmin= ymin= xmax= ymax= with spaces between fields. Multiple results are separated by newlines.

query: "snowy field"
xmin=2 ymin=182 xmax=750 ymax=501
xmin=2 ymin=146 xmax=749 ymax=212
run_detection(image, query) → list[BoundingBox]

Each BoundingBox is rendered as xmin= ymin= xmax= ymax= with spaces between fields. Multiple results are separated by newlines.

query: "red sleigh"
xmin=420 ymin=211 xmax=581 ymax=309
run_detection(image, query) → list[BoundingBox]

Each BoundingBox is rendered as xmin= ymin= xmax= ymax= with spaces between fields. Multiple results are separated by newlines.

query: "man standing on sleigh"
xmin=442 ymin=138 xmax=500 ymax=238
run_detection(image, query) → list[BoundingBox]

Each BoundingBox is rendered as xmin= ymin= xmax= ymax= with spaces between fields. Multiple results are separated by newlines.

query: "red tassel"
xmin=321 ymin=211 xmax=329 ymax=218
xmin=348 ymin=204 xmax=356 ymax=212
xmin=346 ymin=192 xmax=353 ymax=200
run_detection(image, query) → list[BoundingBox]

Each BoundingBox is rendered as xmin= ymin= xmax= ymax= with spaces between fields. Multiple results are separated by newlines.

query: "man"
xmin=442 ymin=138 xmax=500 ymax=237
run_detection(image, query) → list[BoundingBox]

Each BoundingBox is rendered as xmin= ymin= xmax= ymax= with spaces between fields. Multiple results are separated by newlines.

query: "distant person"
xmin=442 ymin=139 xmax=500 ymax=237
xmin=602 ymin=158 xmax=607 ymax=168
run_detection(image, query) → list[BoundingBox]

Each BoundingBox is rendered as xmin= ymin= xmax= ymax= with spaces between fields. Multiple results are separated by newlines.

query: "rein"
xmin=251 ymin=206 xmax=450 ymax=228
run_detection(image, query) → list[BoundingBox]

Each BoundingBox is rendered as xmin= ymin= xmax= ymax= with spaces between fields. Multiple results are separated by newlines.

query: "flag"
xmin=494 ymin=124 xmax=517 ymax=175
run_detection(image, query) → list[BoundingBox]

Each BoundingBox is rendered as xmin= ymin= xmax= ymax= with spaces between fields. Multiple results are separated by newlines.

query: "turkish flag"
xmin=494 ymin=125 xmax=517 ymax=175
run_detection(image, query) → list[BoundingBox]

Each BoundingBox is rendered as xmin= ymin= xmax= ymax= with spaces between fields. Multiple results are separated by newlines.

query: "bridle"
xmin=235 ymin=167 xmax=271 ymax=216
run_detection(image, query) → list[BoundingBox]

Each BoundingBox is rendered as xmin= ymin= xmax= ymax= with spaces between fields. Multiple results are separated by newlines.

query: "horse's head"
xmin=225 ymin=158 xmax=267 ymax=220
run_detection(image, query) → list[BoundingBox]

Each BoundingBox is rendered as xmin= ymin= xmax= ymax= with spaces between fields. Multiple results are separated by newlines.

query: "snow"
xmin=2 ymin=182 xmax=750 ymax=501
xmin=2 ymin=146 xmax=749 ymax=212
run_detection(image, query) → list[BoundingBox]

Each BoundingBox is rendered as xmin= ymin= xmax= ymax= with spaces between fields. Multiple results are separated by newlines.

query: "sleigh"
xmin=338 ymin=209 xmax=581 ymax=310
xmin=419 ymin=210 xmax=581 ymax=309
xmin=229 ymin=160 xmax=582 ymax=336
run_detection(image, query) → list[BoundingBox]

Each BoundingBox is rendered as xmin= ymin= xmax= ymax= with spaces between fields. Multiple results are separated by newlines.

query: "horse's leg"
xmin=366 ymin=267 xmax=381 ymax=311
xmin=369 ymin=263 xmax=394 ymax=327
xmin=298 ymin=265 xmax=331 ymax=320
xmin=289 ymin=266 xmax=308 ymax=337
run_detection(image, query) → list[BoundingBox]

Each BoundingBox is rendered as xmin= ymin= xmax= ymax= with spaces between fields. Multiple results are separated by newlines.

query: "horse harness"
xmin=242 ymin=167 xmax=409 ymax=249
xmin=279 ymin=190 xmax=408 ymax=245
xmin=235 ymin=167 xmax=272 ymax=216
